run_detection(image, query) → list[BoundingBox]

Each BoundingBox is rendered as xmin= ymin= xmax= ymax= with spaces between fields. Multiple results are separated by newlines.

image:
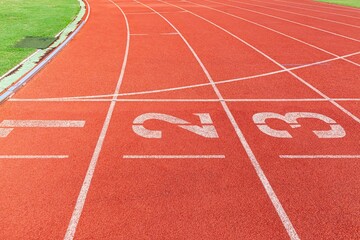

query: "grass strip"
xmin=0 ymin=0 xmax=80 ymax=75
xmin=318 ymin=0 xmax=360 ymax=8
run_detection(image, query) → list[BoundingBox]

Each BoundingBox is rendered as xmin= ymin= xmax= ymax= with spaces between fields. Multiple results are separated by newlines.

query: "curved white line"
xmin=187 ymin=0 xmax=360 ymax=67
xmin=202 ymin=0 xmax=360 ymax=42
xmin=274 ymin=0 xmax=360 ymax=14
xmin=230 ymin=0 xmax=360 ymax=29
xmin=14 ymin=50 xmax=359 ymax=101
xmin=207 ymin=0 xmax=360 ymax=42
xmin=83 ymin=0 xmax=91 ymax=22
xmin=63 ymin=0 xmax=130 ymax=239
xmin=273 ymin=0 xmax=360 ymax=19
xmin=136 ymin=0 xmax=300 ymax=238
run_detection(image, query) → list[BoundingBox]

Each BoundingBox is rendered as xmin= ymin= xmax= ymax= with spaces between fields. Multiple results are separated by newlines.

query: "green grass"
xmin=0 ymin=0 xmax=80 ymax=76
xmin=318 ymin=0 xmax=360 ymax=8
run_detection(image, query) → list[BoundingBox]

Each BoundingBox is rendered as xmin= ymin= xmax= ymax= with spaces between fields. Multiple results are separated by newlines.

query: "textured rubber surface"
xmin=0 ymin=0 xmax=359 ymax=239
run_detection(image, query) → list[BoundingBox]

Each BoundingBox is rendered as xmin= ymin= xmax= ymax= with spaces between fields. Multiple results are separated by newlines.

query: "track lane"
xmin=228 ymin=100 xmax=360 ymax=239
xmin=0 ymin=101 xmax=109 ymax=239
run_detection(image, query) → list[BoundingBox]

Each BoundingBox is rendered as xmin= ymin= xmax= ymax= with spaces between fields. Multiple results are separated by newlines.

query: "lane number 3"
xmin=252 ymin=112 xmax=346 ymax=138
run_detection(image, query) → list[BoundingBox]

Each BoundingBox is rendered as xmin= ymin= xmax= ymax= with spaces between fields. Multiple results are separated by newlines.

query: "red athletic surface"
xmin=1 ymin=0 xmax=359 ymax=239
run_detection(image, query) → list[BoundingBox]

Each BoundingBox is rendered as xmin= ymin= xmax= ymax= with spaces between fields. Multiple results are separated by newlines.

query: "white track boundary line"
xmin=273 ymin=0 xmax=360 ymax=19
xmin=201 ymin=0 xmax=360 ymax=42
xmin=9 ymin=50 xmax=359 ymax=101
xmin=137 ymin=1 xmax=300 ymax=238
xmin=189 ymin=0 xmax=360 ymax=67
xmin=63 ymin=0 xmax=130 ymax=239
xmin=123 ymin=155 xmax=225 ymax=158
xmin=0 ymin=155 xmax=68 ymax=159
xmin=161 ymin=0 xmax=360 ymax=124
xmin=232 ymin=0 xmax=360 ymax=29
xmin=280 ymin=155 xmax=360 ymax=159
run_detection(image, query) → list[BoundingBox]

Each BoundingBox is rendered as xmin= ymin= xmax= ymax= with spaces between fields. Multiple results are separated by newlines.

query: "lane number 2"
xmin=132 ymin=113 xmax=219 ymax=139
xmin=252 ymin=112 xmax=346 ymax=138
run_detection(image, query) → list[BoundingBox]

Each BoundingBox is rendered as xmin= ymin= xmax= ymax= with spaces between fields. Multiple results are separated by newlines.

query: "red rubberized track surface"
xmin=0 ymin=0 xmax=359 ymax=239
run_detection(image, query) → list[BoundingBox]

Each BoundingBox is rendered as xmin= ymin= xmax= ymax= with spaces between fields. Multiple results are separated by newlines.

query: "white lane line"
xmin=159 ymin=32 xmax=178 ymax=35
xmin=280 ymin=155 xmax=360 ymax=159
xmin=138 ymin=1 xmax=299 ymax=239
xmin=64 ymin=0 xmax=130 ymax=239
xmin=131 ymin=32 xmax=178 ymax=36
xmin=274 ymin=0 xmax=360 ymax=15
xmin=0 ymin=120 xmax=85 ymax=128
xmin=163 ymin=0 xmax=360 ymax=124
xmin=234 ymin=0 xmax=360 ymax=29
xmin=126 ymin=10 xmax=186 ymax=14
xmin=13 ymin=50 xmax=359 ymax=101
xmin=187 ymin=0 xmax=360 ymax=68
xmin=200 ymin=0 xmax=360 ymax=43
xmin=8 ymin=98 xmax=360 ymax=102
xmin=123 ymin=155 xmax=225 ymax=158
xmin=0 ymin=155 xmax=69 ymax=159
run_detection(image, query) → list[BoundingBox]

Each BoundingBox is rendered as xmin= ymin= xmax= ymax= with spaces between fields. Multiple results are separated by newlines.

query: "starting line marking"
xmin=8 ymin=98 xmax=360 ymax=102
xmin=0 ymin=120 xmax=85 ymax=128
xmin=123 ymin=155 xmax=225 ymax=159
xmin=280 ymin=155 xmax=360 ymax=159
xmin=0 ymin=120 xmax=86 ymax=138
xmin=0 ymin=155 xmax=69 ymax=159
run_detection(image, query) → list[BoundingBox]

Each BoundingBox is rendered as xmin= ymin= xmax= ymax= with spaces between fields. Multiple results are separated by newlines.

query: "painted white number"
xmin=253 ymin=112 xmax=345 ymax=138
xmin=132 ymin=113 xmax=219 ymax=139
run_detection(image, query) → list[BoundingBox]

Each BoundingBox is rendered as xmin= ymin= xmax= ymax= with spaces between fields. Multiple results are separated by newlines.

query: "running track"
xmin=0 ymin=0 xmax=359 ymax=239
